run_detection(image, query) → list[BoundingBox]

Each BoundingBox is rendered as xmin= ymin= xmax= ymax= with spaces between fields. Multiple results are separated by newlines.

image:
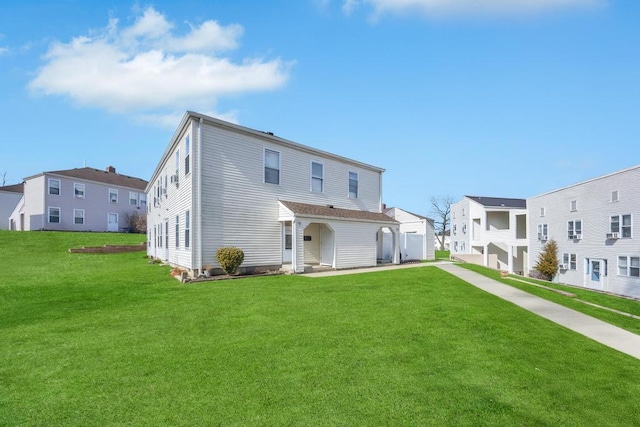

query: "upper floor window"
xmin=539 ymin=207 xmax=546 ymax=217
xmin=311 ymin=161 xmax=323 ymax=193
xmin=264 ymin=148 xmax=280 ymax=185
xmin=129 ymin=192 xmax=138 ymax=206
xmin=462 ymin=222 xmax=467 ymax=234
xmin=462 ymin=208 xmax=465 ymax=217
xmin=185 ymin=135 xmax=191 ymax=175
xmin=109 ymin=189 xmax=118 ymax=203
xmin=611 ymin=214 xmax=632 ymax=238
xmin=618 ymin=256 xmax=639 ymax=277
xmin=175 ymin=150 xmax=180 ymax=177
xmin=175 ymin=215 xmax=180 ymax=248
xmin=140 ymin=194 xmax=147 ymax=207
xmin=74 ymin=209 xmax=85 ymax=225
xmin=452 ymin=224 xmax=457 ymax=235
xmin=48 ymin=179 xmax=60 ymax=195
xmin=568 ymin=220 xmax=582 ymax=240
xmin=74 ymin=183 xmax=85 ymax=199
xmin=48 ymin=207 xmax=60 ymax=223
xmin=570 ymin=200 xmax=577 ymax=212
xmin=562 ymin=253 xmax=577 ymax=270
xmin=611 ymin=191 xmax=619 ymax=203
xmin=348 ymin=172 xmax=358 ymax=199
xmin=537 ymin=224 xmax=548 ymax=240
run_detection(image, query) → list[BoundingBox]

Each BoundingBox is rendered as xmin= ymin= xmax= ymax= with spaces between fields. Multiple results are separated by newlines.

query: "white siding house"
xmin=383 ymin=207 xmax=435 ymax=261
xmin=147 ymin=111 xmax=399 ymax=275
xmin=527 ymin=165 xmax=640 ymax=299
xmin=0 ymin=184 xmax=23 ymax=230
xmin=450 ymin=196 xmax=528 ymax=274
xmin=9 ymin=166 xmax=148 ymax=232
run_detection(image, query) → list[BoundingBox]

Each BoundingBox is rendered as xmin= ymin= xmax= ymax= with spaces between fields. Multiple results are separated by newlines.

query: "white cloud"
xmin=0 ymin=47 xmax=8 ymax=56
xmin=343 ymin=0 xmax=605 ymax=19
xmin=28 ymin=6 xmax=291 ymax=123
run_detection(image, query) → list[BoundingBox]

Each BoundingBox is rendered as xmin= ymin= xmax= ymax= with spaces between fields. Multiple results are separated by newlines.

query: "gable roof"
xmin=465 ymin=195 xmax=526 ymax=209
xmin=384 ymin=206 xmax=434 ymax=222
xmin=0 ymin=183 xmax=24 ymax=194
xmin=280 ymin=200 xmax=397 ymax=224
xmin=26 ymin=167 xmax=148 ymax=190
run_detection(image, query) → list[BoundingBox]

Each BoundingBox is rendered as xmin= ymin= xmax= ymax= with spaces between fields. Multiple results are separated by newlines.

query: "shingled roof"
xmin=466 ymin=195 xmax=526 ymax=209
xmin=42 ymin=167 xmax=148 ymax=191
xmin=0 ymin=183 xmax=24 ymax=194
xmin=280 ymin=200 xmax=397 ymax=223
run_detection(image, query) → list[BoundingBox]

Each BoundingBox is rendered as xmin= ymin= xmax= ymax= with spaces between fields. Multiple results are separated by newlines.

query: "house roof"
xmin=384 ymin=206 xmax=434 ymax=222
xmin=26 ymin=167 xmax=148 ymax=190
xmin=280 ymin=200 xmax=398 ymax=224
xmin=465 ymin=195 xmax=527 ymax=209
xmin=0 ymin=183 xmax=24 ymax=194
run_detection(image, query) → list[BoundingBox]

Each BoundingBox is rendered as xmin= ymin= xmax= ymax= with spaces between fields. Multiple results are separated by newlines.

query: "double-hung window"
xmin=140 ymin=194 xmax=147 ymax=207
xmin=537 ymin=224 xmax=548 ymax=240
xmin=311 ymin=161 xmax=323 ymax=192
xmin=175 ymin=215 xmax=180 ymax=248
xmin=264 ymin=149 xmax=280 ymax=184
xmin=562 ymin=253 xmax=577 ymax=270
xmin=74 ymin=209 xmax=85 ymax=225
xmin=618 ymin=256 xmax=640 ymax=277
xmin=48 ymin=179 xmax=60 ymax=195
xmin=610 ymin=215 xmax=631 ymax=238
xmin=74 ymin=183 xmax=85 ymax=199
xmin=348 ymin=172 xmax=358 ymax=199
xmin=185 ymin=211 xmax=191 ymax=249
xmin=567 ymin=220 xmax=582 ymax=239
xmin=109 ymin=188 xmax=118 ymax=203
xmin=48 ymin=207 xmax=60 ymax=223
xmin=129 ymin=192 xmax=138 ymax=206
xmin=175 ymin=150 xmax=180 ymax=178
xmin=185 ymin=135 xmax=191 ymax=175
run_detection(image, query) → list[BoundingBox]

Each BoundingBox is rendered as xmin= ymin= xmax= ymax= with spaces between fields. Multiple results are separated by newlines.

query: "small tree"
xmin=430 ymin=196 xmax=454 ymax=251
xmin=125 ymin=212 xmax=147 ymax=233
xmin=216 ymin=247 xmax=245 ymax=275
xmin=534 ymin=239 xmax=559 ymax=281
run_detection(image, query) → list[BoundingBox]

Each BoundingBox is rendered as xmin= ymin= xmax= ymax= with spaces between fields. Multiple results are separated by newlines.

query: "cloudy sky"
xmin=1 ymin=0 xmax=638 ymax=215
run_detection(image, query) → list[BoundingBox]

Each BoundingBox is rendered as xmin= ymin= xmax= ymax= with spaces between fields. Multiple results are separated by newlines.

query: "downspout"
xmin=197 ymin=117 xmax=203 ymax=274
xmin=379 ymin=171 xmax=383 ymax=212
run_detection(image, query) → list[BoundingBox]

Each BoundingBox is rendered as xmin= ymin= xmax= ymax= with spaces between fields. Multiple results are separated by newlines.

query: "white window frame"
xmin=48 ymin=178 xmax=61 ymax=196
xmin=567 ymin=219 xmax=582 ymax=240
xmin=48 ymin=207 xmax=60 ymax=224
xmin=537 ymin=223 xmax=548 ymax=240
xmin=185 ymin=135 xmax=191 ymax=176
xmin=129 ymin=192 xmax=138 ymax=206
xmin=348 ymin=171 xmax=358 ymax=199
xmin=610 ymin=214 xmax=632 ymax=238
xmin=264 ymin=148 xmax=280 ymax=185
xmin=140 ymin=194 xmax=147 ymax=207
xmin=311 ymin=161 xmax=324 ymax=193
xmin=185 ymin=210 xmax=191 ymax=249
xmin=175 ymin=150 xmax=180 ymax=177
xmin=539 ymin=207 xmax=545 ymax=217
xmin=74 ymin=183 xmax=85 ymax=199
xmin=109 ymin=188 xmax=118 ymax=203
xmin=73 ymin=209 xmax=85 ymax=225
xmin=618 ymin=255 xmax=640 ymax=277
xmin=570 ymin=200 xmax=577 ymax=212
xmin=611 ymin=190 xmax=619 ymax=203
xmin=175 ymin=215 xmax=180 ymax=248
xmin=562 ymin=253 xmax=577 ymax=270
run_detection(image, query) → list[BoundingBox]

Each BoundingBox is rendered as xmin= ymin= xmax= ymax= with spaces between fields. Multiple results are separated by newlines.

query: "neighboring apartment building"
xmin=527 ymin=165 xmax=640 ymax=299
xmin=0 ymin=183 xmax=23 ymax=230
xmin=146 ymin=111 xmax=399 ymax=276
xmin=9 ymin=166 xmax=148 ymax=232
xmin=383 ymin=207 xmax=435 ymax=261
xmin=450 ymin=196 xmax=528 ymax=274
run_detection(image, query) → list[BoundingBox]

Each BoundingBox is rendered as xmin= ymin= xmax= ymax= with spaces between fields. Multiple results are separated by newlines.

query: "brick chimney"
xmin=106 ymin=166 xmax=116 ymax=173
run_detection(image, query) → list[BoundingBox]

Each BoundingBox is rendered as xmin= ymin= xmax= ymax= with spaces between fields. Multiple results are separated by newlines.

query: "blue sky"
xmin=1 ymin=0 xmax=638 ymax=216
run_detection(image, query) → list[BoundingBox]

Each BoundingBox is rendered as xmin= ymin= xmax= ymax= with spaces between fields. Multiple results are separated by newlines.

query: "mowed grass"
xmin=1 ymin=232 xmax=639 ymax=425
xmin=460 ymin=263 xmax=640 ymax=335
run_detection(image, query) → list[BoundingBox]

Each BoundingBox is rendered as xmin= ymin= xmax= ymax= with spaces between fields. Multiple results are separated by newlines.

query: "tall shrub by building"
xmin=534 ymin=239 xmax=559 ymax=281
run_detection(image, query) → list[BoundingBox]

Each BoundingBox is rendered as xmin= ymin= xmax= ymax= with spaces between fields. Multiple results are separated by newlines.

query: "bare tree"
xmin=124 ymin=211 xmax=147 ymax=233
xmin=1 ymin=171 xmax=6 ymax=186
xmin=430 ymin=196 xmax=454 ymax=251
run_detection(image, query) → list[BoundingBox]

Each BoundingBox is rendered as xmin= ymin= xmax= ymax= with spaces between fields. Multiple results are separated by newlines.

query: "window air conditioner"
xmin=559 ymin=263 xmax=568 ymax=270
xmin=606 ymin=232 xmax=620 ymax=239
xmin=574 ymin=234 xmax=582 ymax=240
xmin=540 ymin=235 xmax=548 ymax=241
xmin=170 ymin=174 xmax=179 ymax=184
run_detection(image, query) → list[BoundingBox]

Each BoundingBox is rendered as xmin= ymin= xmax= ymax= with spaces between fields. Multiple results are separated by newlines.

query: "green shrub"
xmin=216 ymin=247 xmax=245 ymax=275
xmin=534 ymin=239 xmax=558 ymax=281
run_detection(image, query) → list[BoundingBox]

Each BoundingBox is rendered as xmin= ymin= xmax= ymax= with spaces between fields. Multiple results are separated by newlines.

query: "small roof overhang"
xmin=279 ymin=200 xmax=398 ymax=225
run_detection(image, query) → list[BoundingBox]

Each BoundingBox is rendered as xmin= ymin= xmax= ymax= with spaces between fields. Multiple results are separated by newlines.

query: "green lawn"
xmin=460 ymin=263 xmax=640 ymax=335
xmin=1 ymin=231 xmax=639 ymax=425
xmin=435 ymin=250 xmax=450 ymax=260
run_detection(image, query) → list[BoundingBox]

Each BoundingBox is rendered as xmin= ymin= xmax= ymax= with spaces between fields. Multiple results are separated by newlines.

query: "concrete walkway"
xmin=302 ymin=261 xmax=449 ymax=278
xmin=438 ymin=264 xmax=640 ymax=360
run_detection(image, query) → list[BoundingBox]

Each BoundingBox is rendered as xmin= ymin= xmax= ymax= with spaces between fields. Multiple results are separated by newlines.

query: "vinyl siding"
xmin=333 ymin=221 xmax=380 ymax=269
xmin=0 ymin=192 xmax=22 ymax=229
xmin=527 ymin=166 xmax=640 ymax=298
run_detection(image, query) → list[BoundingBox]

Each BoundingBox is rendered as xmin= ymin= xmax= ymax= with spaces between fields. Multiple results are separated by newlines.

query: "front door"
xmin=587 ymin=259 xmax=604 ymax=290
xmin=320 ymin=224 xmax=334 ymax=266
xmin=107 ymin=213 xmax=119 ymax=232
xmin=283 ymin=225 xmax=292 ymax=263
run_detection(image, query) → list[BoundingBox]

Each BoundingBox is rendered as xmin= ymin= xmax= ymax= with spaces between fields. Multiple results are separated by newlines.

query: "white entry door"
xmin=320 ymin=225 xmax=334 ymax=266
xmin=587 ymin=259 xmax=605 ymax=290
xmin=107 ymin=213 xmax=119 ymax=232
xmin=283 ymin=225 xmax=292 ymax=263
